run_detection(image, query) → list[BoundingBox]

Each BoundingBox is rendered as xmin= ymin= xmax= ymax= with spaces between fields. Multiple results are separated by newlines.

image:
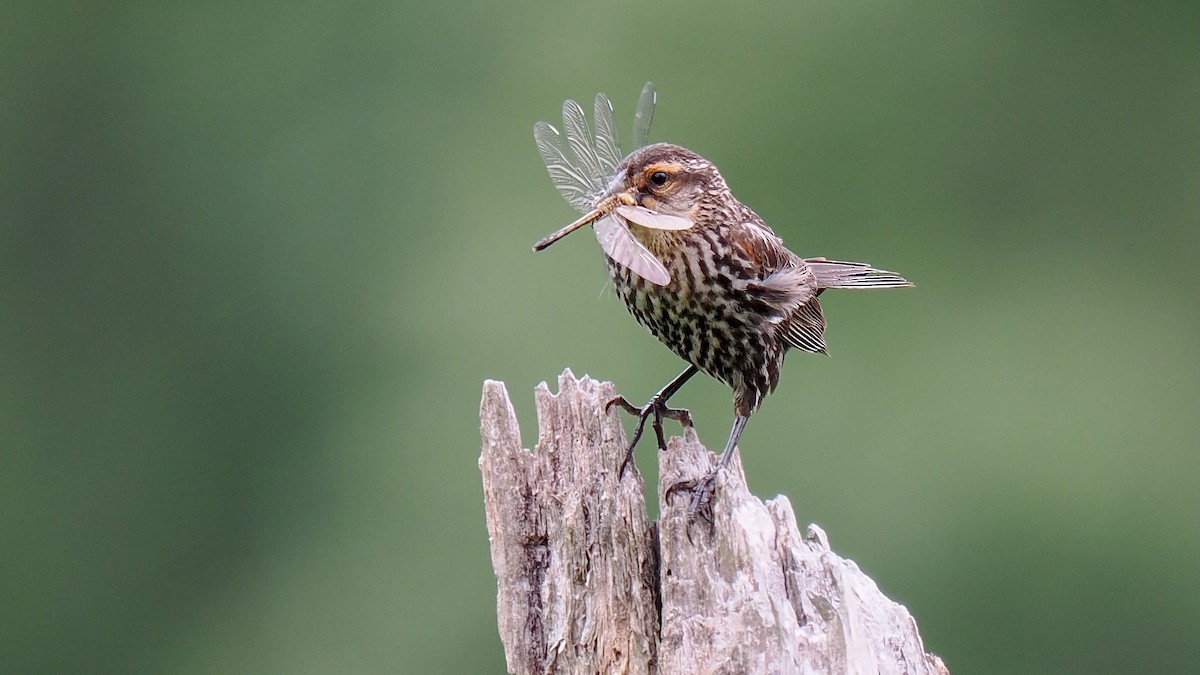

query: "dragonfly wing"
xmin=561 ymin=99 xmax=604 ymax=190
xmin=631 ymin=82 xmax=656 ymax=150
xmin=615 ymin=205 xmax=693 ymax=231
xmin=533 ymin=121 xmax=596 ymax=212
xmin=594 ymin=213 xmax=671 ymax=286
xmin=593 ymin=93 xmax=622 ymax=176
xmin=534 ymin=84 xmax=661 ymax=212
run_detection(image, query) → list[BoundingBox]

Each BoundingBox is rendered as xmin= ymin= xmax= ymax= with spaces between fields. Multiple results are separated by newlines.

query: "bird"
xmin=532 ymin=84 xmax=911 ymax=517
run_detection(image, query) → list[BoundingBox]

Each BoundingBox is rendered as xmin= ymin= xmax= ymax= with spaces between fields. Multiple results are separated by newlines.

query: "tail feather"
xmin=804 ymin=258 xmax=913 ymax=289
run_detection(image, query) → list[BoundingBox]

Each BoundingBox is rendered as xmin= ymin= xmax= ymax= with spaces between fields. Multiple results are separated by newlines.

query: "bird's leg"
xmin=607 ymin=365 xmax=699 ymax=477
xmin=666 ymin=414 xmax=749 ymax=531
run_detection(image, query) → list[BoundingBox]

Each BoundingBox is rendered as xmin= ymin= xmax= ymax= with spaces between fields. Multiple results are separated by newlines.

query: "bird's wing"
xmin=730 ymin=224 xmax=828 ymax=354
xmin=780 ymin=297 xmax=827 ymax=355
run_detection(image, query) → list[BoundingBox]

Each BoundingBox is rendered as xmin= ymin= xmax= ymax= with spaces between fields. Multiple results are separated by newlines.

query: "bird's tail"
xmin=804 ymin=258 xmax=913 ymax=290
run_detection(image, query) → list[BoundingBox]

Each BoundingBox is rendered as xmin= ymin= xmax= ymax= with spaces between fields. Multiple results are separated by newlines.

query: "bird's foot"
xmin=606 ymin=394 xmax=693 ymax=478
xmin=665 ymin=471 xmax=719 ymax=539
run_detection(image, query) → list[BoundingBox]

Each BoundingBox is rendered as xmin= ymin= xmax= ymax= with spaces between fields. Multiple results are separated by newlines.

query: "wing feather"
xmin=804 ymin=258 xmax=913 ymax=289
xmin=780 ymin=298 xmax=827 ymax=354
xmin=730 ymin=224 xmax=827 ymax=354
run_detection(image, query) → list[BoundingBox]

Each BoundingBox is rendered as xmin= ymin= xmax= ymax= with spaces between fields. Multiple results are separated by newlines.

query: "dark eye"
xmin=649 ymin=171 xmax=669 ymax=187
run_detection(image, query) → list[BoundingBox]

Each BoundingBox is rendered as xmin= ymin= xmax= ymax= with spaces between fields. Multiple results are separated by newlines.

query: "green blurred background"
xmin=2 ymin=2 xmax=1196 ymax=673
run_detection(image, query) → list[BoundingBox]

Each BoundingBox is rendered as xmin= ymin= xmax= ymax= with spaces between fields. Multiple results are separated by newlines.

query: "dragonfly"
xmin=531 ymin=82 xmax=693 ymax=287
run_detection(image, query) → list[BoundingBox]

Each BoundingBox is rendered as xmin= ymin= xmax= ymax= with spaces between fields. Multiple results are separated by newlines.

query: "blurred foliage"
xmin=1 ymin=1 xmax=1197 ymax=673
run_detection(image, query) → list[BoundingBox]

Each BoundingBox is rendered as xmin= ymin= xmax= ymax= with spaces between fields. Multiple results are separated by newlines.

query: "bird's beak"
xmin=533 ymin=191 xmax=634 ymax=251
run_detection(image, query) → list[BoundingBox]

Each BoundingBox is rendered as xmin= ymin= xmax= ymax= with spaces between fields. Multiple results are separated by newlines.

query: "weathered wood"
xmin=481 ymin=370 xmax=947 ymax=675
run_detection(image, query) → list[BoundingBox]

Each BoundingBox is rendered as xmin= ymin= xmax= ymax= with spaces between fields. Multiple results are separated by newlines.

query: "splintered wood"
xmin=480 ymin=370 xmax=947 ymax=675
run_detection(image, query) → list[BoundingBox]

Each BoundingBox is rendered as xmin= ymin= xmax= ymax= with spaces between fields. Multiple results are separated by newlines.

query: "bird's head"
xmin=608 ymin=143 xmax=728 ymax=221
xmin=533 ymin=143 xmax=729 ymax=251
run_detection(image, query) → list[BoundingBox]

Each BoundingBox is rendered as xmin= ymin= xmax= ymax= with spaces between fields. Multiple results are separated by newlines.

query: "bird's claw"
xmin=607 ymin=394 xmax=693 ymax=477
xmin=665 ymin=471 xmax=719 ymax=540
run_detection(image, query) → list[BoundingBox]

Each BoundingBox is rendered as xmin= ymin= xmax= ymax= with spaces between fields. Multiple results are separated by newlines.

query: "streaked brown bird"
xmin=532 ymin=83 xmax=911 ymax=513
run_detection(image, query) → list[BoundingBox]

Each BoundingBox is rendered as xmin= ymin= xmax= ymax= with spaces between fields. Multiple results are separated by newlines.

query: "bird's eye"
xmin=649 ymin=171 xmax=669 ymax=187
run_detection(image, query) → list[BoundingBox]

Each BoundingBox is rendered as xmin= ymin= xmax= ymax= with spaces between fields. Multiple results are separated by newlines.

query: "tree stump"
xmin=480 ymin=370 xmax=947 ymax=675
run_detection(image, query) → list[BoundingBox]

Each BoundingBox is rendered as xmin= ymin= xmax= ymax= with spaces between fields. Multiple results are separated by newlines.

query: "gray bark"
xmin=480 ymin=370 xmax=948 ymax=675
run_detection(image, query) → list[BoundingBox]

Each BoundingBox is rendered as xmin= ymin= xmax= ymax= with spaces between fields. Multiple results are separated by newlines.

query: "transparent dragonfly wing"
xmin=614 ymin=204 xmax=693 ymax=231
xmin=560 ymin=99 xmax=604 ymax=191
xmin=533 ymin=120 xmax=600 ymax=212
xmin=592 ymin=93 xmax=622 ymax=176
xmin=631 ymin=82 xmax=656 ymax=150
xmin=534 ymin=83 xmax=659 ymax=213
xmin=594 ymin=213 xmax=671 ymax=286
xmin=534 ymin=84 xmax=670 ymax=284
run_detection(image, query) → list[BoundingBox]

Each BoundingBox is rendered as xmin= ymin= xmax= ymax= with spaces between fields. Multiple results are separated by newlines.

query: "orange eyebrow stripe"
xmin=643 ymin=162 xmax=683 ymax=177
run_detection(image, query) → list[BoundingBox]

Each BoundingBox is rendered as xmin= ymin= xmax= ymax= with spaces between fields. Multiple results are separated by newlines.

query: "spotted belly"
xmin=604 ymin=246 xmax=785 ymax=415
